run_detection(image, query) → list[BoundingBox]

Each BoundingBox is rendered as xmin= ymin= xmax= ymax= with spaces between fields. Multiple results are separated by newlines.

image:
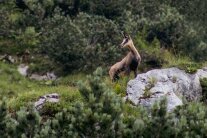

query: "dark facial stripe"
xmin=123 ymin=38 xmax=129 ymax=45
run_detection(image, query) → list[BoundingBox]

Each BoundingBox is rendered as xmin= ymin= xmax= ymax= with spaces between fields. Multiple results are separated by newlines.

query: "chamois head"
xmin=120 ymin=32 xmax=132 ymax=48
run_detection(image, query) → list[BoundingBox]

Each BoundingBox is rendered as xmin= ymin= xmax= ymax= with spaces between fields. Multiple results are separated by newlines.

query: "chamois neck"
xmin=128 ymin=42 xmax=140 ymax=58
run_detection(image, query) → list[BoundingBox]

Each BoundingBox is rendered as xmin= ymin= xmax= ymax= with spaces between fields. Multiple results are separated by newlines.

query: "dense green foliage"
xmin=1 ymin=0 xmax=207 ymax=137
xmin=1 ymin=68 xmax=207 ymax=137
xmin=1 ymin=0 xmax=207 ymax=73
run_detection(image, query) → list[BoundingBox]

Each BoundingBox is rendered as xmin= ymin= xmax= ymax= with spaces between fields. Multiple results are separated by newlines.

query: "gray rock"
xmin=0 ymin=54 xmax=17 ymax=64
xmin=17 ymin=64 xmax=57 ymax=81
xmin=34 ymin=93 xmax=59 ymax=110
xmin=18 ymin=64 xmax=29 ymax=76
xmin=29 ymin=72 xmax=57 ymax=81
xmin=196 ymin=67 xmax=207 ymax=79
xmin=126 ymin=67 xmax=207 ymax=111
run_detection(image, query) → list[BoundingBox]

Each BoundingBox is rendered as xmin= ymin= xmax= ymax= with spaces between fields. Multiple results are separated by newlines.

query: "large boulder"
xmin=126 ymin=67 xmax=207 ymax=111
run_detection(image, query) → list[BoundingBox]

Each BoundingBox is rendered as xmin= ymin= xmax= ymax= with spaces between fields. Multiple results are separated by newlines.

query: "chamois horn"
xmin=123 ymin=31 xmax=130 ymax=38
xmin=121 ymin=31 xmax=128 ymax=38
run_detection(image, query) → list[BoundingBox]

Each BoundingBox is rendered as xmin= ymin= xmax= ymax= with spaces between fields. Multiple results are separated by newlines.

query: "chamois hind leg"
xmin=134 ymin=69 xmax=137 ymax=78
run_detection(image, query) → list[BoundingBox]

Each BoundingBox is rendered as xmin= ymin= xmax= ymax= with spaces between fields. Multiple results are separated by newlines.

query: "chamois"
xmin=109 ymin=33 xmax=141 ymax=81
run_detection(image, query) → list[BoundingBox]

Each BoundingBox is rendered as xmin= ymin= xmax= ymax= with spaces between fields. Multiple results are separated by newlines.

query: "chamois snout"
xmin=120 ymin=40 xmax=127 ymax=48
xmin=119 ymin=43 xmax=123 ymax=48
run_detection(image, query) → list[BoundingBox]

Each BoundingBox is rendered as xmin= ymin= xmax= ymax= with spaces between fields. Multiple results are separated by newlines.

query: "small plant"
xmin=143 ymin=87 xmax=152 ymax=98
xmin=200 ymin=78 xmax=207 ymax=102
xmin=112 ymin=76 xmax=129 ymax=97
xmin=177 ymin=62 xmax=202 ymax=74
xmin=142 ymin=77 xmax=157 ymax=98
xmin=172 ymin=76 xmax=177 ymax=83
xmin=148 ymin=77 xmax=157 ymax=88
xmin=114 ymin=83 xmax=122 ymax=94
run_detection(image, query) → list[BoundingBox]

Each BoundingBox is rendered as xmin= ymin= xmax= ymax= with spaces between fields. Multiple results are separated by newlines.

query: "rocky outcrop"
xmin=17 ymin=64 xmax=57 ymax=81
xmin=126 ymin=67 xmax=207 ymax=111
xmin=0 ymin=54 xmax=17 ymax=64
xmin=34 ymin=93 xmax=59 ymax=110
xmin=29 ymin=72 xmax=57 ymax=81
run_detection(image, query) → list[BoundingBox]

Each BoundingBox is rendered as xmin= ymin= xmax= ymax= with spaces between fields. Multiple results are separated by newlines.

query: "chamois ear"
xmin=124 ymin=32 xmax=132 ymax=39
xmin=123 ymin=32 xmax=128 ymax=38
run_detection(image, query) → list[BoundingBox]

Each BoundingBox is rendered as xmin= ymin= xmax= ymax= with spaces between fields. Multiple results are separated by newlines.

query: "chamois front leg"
xmin=109 ymin=67 xmax=116 ymax=82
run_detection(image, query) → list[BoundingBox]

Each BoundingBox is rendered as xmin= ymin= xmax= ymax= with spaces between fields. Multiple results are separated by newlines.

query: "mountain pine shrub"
xmin=1 ymin=68 xmax=207 ymax=137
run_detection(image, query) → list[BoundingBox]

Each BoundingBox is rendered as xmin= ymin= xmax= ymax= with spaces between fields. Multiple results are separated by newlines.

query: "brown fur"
xmin=109 ymin=34 xmax=141 ymax=81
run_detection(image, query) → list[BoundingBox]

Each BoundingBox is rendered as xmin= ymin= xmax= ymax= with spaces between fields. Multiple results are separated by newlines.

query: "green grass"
xmin=0 ymin=61 xmax=130 ymax=115
xmin=53 ymin=73 xmax=88 ymax=87
xmin=0 ymin=62 xmax=81 ymax=113
xmin=161 ymin=53 xmax=203 ymax=74
xmin=103 ymin=74 xmax=132 ymax=97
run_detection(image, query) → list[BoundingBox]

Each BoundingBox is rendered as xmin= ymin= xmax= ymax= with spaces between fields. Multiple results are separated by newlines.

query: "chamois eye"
xmin=123 ymin=38 xmax=129 ymax=44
